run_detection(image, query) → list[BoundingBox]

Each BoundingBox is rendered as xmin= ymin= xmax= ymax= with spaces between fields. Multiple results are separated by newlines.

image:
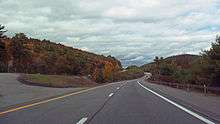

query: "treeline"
xmin=141 ymin=36 xmax=220 ymax=87
xmin=113 ymin=65 xmax=145 ymax=81
xmin=0 ymin=25 xmax=124 ymax=83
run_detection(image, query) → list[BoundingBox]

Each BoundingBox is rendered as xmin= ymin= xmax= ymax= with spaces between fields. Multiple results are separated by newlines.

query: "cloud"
xmin=104 ymin=6 xmax=137 ymax=19
xmin=129 ymin=56 xmax=145 ymax=61
xmin=0 ymin=0 xmax=219 ymax=67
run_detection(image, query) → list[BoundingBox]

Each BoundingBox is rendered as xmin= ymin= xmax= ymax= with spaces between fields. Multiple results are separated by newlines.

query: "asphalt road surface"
xmin=0 ymin=73 xmax=84 ymax=108
xmin=0 ymin=79 xmax=217 ymax=124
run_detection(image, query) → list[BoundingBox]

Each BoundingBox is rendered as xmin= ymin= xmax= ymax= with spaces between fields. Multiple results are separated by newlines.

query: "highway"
xmin=0 ymin=79 xmax=216 ymax=124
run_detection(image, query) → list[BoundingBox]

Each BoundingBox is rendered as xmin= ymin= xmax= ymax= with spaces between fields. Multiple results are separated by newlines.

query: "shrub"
xmin=159 ymin=64 xmax=174 ymax=76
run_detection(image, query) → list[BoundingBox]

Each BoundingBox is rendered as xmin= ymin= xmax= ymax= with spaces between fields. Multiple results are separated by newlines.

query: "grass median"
xmin=19 ymin=74 xmax=97 ymax=88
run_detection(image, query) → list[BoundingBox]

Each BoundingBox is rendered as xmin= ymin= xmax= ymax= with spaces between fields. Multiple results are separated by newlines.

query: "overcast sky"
xmin=1 ymin=0 xmax=220 ymax=67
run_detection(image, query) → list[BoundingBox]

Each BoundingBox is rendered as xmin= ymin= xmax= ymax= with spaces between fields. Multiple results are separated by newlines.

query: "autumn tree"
xmin=11 ymin=33 xmax=31 ymax=72
xmin=103 ymin=62 xmax=114 ymax=82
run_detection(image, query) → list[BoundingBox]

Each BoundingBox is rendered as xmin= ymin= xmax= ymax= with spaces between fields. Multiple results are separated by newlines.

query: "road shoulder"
xmin=140 ymin=80 xmax=220 ymax=123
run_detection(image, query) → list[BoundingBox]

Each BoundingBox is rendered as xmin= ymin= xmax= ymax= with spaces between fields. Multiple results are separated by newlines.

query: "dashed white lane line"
xmin=117 ymin=87 xmax=120 ymax=90
xmin=137 ymin=81 xmax=215 ymax=124
xmin=76 ymin=117 xmax=88 ymax=124
xmin=108 ymin=93 xmax=114 ymax=97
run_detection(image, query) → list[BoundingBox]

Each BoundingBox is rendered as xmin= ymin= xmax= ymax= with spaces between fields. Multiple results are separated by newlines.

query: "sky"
xmin=0 ymin=0 xmax=220 ymax=67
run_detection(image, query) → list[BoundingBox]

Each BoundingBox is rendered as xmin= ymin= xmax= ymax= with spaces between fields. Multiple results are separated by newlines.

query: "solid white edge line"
xmin=109 ymin=93 xmax=114 ymax=97
xmin=137 ymin=81 xmax=215 ymax=124
xmin=76 ymin=117 xmax=88 ymax=124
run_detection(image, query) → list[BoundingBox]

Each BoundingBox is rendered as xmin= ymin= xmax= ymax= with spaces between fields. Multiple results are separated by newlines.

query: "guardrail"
xmin=146 ymin=79 xmax=220 ymax=95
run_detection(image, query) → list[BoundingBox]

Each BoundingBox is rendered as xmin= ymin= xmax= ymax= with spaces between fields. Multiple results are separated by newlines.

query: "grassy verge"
xmin=19 ymin=74 xmax=97 ymax=88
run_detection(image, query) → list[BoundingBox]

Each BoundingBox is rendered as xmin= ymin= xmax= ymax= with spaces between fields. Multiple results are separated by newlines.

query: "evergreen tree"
xmin=202 ymin=35 xmax=220 ymax=86
xmin=0 ymin=24 xmax=6 ymax=39
xmin=0 ymin=25 xmax=7 ymax=72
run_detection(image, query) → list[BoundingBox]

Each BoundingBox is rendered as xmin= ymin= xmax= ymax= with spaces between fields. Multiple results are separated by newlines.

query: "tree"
xmin=11 ymin=33 xmax=31 ymax=72
xmin=159 ymin=64 xmax=174 ymax=76
xmin=154 ymin=56 xmax=159 ymax=63
xmin=0 ymin=25 xmax=7 ymax=50
xmin=0 ymin=25 xmax=7 ymax=72
xmin=92 ymin=64 xmax=105 ymax=83
xmin=154 ymin=56 xmax=164 ymax=74
xmin=201 ymin=35 xmax=220 ymax=86
xmin=0 ymin=24 xmax=7 ymax=39
xmin=173 ymin=69 xmax=192 ymax=84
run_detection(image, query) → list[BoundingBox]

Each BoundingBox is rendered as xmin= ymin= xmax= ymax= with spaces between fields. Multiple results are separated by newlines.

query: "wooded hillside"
xmin=0 ymin=30 xmax=122 ymax=83
xmin=141 ymin=36 xmax=220 ymax=87
xmin=141 ymin=54 xmax=200 ymax=73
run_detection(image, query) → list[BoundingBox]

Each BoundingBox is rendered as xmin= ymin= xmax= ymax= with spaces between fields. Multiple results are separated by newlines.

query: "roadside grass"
xmin=21 ymin=74 xmax=97 ymax=88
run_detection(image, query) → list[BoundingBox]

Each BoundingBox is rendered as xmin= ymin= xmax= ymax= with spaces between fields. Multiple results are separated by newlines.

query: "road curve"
xmin=0 ymin=79 xmax=216 ymax=124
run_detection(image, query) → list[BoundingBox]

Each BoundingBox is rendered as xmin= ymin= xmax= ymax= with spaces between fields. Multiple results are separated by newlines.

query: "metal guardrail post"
xmin=204 ymin=84 xmax=207 ymax=94
xmin=187 ymin=83 xmax=190 ymax=92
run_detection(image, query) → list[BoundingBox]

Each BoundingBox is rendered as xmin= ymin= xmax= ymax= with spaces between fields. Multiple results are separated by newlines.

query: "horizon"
xmin=1 ymin=0 xmax=219 ymax=67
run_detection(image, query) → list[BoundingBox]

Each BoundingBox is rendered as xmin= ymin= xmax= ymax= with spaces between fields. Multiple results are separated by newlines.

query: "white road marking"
xmin=117 ymin=87 xmax=120 ymax=90
xmin=109 ymin=93 xmax=114 ymax=97
xmin=76 ymin=117 xmax=88 ymax=124
xmin=137 ymin=81 xmax=215 ymax=124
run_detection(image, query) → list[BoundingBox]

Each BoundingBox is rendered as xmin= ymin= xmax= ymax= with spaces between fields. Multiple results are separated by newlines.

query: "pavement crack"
xmin=85 ymin=85 xmax=124 ymax=124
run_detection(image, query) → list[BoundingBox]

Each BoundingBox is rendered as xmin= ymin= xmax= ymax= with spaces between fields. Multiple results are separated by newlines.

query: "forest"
xmin=141 ymin=36 xmax=220 ymax=87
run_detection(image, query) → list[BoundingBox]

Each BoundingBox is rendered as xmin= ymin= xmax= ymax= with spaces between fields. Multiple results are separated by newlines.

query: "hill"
xmin=0 ymin=33 xmax=122 ymax=83
xmin=140 ymin=37 xmax=220 ymax=87
xmin=140 ymin=54 xmax=204 ymax=86
xmin=140 ymin=54 xmax=200 ymax=72
xmin=162 ymin=54 xmax=200 ymax=67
